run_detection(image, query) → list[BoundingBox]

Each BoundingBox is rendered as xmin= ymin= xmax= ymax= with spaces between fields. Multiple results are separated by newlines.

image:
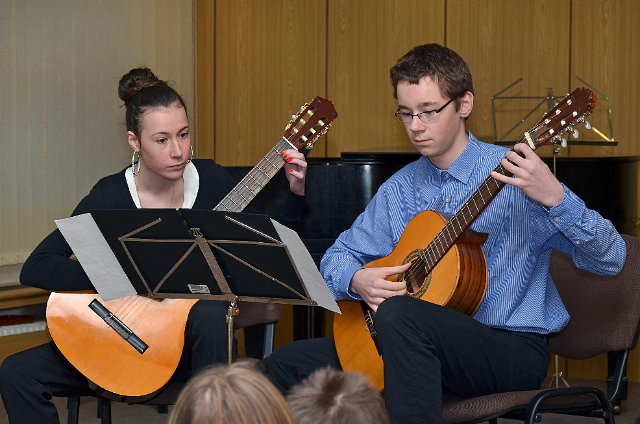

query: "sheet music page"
xmin=271 ymin=219 xmax=340 ymax=313
xmin=55 ymin=213 xmax=137 ymax=300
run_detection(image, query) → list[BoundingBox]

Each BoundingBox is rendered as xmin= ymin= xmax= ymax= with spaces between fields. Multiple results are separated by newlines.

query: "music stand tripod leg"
xmin=549 ymin=354 xmax=570 ymax=388
xmin=226 ymin=298 xmax=239 ymax=364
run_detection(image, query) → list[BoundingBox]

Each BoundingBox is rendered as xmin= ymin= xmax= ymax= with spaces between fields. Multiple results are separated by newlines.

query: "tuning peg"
xmin=561 ymin=137 xmax=568 ymax=148
xmin=584 ymin=120 xmax=592 ymax=130
xmin=572 ymin=129 xmax=580 ymax=139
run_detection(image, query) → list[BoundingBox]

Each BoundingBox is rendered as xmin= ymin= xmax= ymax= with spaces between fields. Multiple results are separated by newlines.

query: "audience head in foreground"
xmin=169 ymin=362 xmax=294 ymax=424
xmin=287 ymin=367 xmax=390 ymax=424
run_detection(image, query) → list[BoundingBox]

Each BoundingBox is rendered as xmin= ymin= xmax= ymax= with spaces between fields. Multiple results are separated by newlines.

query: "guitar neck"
xmin=214 ymin=138 xmax=292 ymax=213
xmin=423 ymin=160 xmax=513 ymax=272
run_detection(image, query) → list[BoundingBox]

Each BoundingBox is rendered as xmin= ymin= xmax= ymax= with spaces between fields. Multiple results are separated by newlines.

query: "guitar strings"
xmin=116 ymin=295 xmax=142 ymax=322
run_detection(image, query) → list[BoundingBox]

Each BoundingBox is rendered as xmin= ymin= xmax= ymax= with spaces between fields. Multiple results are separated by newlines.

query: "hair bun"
xmin=118 ymin=67 xmax=164 ymax=105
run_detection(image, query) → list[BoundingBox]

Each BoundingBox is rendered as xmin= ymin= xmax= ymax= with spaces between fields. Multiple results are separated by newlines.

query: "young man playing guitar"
xmin=263 ymin=43 xmax=625 ymax=423
xmin=0 ymin=67 xmax=310 ymax=424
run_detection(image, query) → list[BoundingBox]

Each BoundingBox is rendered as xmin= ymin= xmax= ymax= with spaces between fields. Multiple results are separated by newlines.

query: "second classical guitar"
xmin=333 ymin=88 xmax=596 ymax=391
xmin=46 ymin=97 xmax=337 ymax=399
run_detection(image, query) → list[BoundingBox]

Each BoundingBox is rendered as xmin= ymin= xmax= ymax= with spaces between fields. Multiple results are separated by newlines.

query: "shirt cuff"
xmin=340 ymin=264 xmax=363 ymax=301
xmin=545 ymin=185 xmax=585 ymax=231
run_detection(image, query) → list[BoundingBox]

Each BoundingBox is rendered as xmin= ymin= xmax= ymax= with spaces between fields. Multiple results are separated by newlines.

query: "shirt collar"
xmin=420 ymin=132 xmax=481 ymax=185
xmin=126 ymin=161 xmax=198 ymax=209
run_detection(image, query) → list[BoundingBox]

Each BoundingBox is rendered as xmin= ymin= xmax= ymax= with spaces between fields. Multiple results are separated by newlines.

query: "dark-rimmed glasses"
xmin=394 ymin=97 xmax=458 ymax=123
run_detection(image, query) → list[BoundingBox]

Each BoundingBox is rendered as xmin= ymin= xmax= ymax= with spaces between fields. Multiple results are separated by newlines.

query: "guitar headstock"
xmin=521 ymin=87 xmax=596 ymax=149
xmin=284 ymin=96 xmax=338 ymax=150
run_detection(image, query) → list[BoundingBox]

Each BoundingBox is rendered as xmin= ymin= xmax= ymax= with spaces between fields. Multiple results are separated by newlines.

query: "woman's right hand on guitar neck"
xmin=349 ymin=263 xmax=411 ymax=312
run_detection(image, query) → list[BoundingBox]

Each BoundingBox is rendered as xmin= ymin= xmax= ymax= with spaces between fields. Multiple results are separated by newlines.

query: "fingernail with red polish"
xmin=289 ymin=169 xmax=295 ymax=174
xmin=287 ymin=158 xmax=294 ymax=163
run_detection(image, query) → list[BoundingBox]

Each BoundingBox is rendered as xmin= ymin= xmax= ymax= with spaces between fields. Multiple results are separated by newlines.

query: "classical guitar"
xmin=46 ymin=96 xmax=337 ymax=399
xmin=333 ymin=88 xmax=596 ymax=391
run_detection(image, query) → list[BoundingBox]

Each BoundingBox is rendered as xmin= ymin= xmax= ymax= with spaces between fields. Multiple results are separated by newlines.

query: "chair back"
xmin=548 ymin=234 xmax=640 ymax=359
xmin=234 ymin=301 xmax=281 ymax=329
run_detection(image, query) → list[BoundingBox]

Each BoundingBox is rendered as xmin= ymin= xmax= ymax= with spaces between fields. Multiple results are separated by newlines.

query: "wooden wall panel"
xmin=194 ymin=0 xmax=216 ymax=160
xmin=214 ymin=1 xmax=327 ymax=165
xmin=569 ymin=0 xmax=640 ymax=158
xmin=447 ymin=0 xmax=571 ymax=151
xmin=326 ymin=0 xmax=445 ymax=156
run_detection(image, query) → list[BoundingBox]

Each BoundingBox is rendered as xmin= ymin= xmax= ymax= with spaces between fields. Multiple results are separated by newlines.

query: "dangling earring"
xmin=132 ymin=151 xmax=141 ymax=176
xmin=187 ymin=145 xmax=194 ymax=163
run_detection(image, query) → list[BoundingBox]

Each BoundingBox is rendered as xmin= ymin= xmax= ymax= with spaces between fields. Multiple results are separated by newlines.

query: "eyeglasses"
xmin=394 ymin=97 xmax=458 ymax=123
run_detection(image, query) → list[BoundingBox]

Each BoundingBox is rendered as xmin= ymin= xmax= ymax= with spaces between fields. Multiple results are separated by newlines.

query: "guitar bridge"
xmin=88 ymin=300 xmax=148 ymax=354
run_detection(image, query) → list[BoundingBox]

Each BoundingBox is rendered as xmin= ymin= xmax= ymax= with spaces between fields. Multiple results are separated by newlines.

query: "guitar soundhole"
xmin=400 ymin=251 xmax=431 ymax=298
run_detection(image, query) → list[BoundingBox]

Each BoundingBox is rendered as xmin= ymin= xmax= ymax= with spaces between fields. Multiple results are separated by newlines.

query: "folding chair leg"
xmin=66 ymin=397 xmax=80 ymax=424
xmin=99 ymin=398 xmax=112 ymax=424
xmin=608 ymin=350 xmax=628 ymax=415
xmin=262 ymin=322 xmax=275 ymax=358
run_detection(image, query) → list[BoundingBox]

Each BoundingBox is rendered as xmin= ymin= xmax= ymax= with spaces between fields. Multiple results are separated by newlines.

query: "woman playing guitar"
xmin=263 ymin=44 xmax=626 ymax=424
xmin=0 ymin=67 xmax=308 ymax=424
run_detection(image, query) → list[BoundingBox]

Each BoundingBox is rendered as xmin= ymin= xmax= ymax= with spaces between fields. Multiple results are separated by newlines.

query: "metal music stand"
xmin=491 ymin=78 xmax=617 ymax=170
xmin=59 ymin=209 xmax=338 ymax=364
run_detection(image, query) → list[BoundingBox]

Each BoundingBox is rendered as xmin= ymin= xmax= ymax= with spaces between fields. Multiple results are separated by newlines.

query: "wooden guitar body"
xmin=333 ymin=210 xmax=488 ymax=391
xmin=47 ymin=292 xmax=197 ymax=399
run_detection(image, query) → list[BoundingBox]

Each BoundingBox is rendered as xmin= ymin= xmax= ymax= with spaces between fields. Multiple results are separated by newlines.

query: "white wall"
xmin=0 ymin=0 xmax=194 ymax=272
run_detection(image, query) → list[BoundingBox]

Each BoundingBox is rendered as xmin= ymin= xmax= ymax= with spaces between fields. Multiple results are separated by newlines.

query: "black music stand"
xmin=57 ymin=209 xmax=337 ymax=362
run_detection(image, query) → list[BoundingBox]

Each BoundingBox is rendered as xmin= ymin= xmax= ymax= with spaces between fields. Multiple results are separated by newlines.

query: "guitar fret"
xmin=235 ymin=185 xmax=254 ymax=203
xmin=246 ymin=173 xmax=265 ymax=188
xmin=434 ymin=235 xmax=447 ymax=258
xmin=444 ymin=223 xmax=456 ymax=244
xmin=471 ymin=196 xmax=479 ymax=213
xmin=481 ymin=181 xmax=490 ymax=197
xmin=217 ymin=202 xmax=231 ymax=212
xmin=426 ymin=242 xmax=437 ymax=266
xmin=226 ymin=196 xmax=242 ymax=210
xmin=417 ymin=250 xmax=429 ymax=269
xmin=262 ymin=155 xmax=280 ymax=170
xmin=279 ymin=137 xmax=298 ymax=151
xmin=459 ymin=210 xmax=469 ymax=225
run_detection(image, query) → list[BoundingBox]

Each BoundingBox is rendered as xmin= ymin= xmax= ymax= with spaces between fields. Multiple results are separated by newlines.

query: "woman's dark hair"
xmin=389 ymin=43 xmax=473 ymax=109
xmin=117 ymin=67 xmax=187 ymax=137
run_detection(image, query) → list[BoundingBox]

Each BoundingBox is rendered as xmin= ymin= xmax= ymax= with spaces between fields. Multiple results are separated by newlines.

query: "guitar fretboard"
xmin=214 ymin=138 xmax=293 ymax=213
xmin=409 ymin=161 xmax=513 ymax=278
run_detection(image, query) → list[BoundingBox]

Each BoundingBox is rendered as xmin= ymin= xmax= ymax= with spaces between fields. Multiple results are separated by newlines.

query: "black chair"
xmin=441 ymin=234 xmax=640 ymax=424
xmin=66 ymin=301 xmax=280 ymax=424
